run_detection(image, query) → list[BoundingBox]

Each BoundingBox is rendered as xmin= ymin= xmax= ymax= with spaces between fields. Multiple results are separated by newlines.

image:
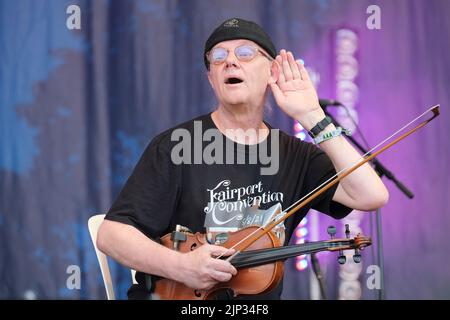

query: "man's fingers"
xmin=280 ymin=50 xmax=293 ymax=81
xmin=210 ymin=258 xmax=237 ymax=275
xmin=287 ymin=51 xmax=301 ymax=80
xmin=210 ymin=270 xmax=233 ymax=283
xmin=198 ymin=280 xmax=217 ymax=291
xmin=209 ymin=245 xmax=235 ymax=257
xmin=205 ymin=245 xmax=238 ymax=276
xmin=297 ymin=60 xmax=311 ymax=82
xmin=275 ymin=55 xmax=286 ymax=84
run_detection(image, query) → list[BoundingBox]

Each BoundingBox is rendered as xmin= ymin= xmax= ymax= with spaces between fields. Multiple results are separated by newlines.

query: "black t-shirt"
xmin=106 ymin=113 xmax=352 ymax=299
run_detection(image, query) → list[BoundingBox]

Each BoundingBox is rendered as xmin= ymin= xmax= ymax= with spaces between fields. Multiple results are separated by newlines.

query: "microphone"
xmin=318 ymin=98 xmax=342 ymax=108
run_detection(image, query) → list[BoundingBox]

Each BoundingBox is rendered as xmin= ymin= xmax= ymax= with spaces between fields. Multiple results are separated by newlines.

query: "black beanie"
xmin=204 ymin=18 xmax=277 ymax=69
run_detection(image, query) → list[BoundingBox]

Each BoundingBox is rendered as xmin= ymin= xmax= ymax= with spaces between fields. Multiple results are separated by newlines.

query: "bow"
xmin=221 ymin=104 xmax=440 ymax=259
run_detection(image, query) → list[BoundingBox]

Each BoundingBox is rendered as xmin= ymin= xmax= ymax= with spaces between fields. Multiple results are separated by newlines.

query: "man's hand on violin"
xmin=176 ymin=244 xmax=237 ymax=290
xmin=269 ymin=49 xmax=326 ymax=130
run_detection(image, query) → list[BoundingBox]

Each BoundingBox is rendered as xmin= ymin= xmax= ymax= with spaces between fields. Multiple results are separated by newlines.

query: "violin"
xmin=148 ymin=224 xmax=371 ymax=300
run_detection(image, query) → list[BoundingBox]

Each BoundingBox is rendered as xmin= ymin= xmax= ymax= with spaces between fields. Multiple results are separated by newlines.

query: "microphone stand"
xmin=323 ymin=108 xmax=414 ymax=300
xmin=310 ymin=252 xmax=328 ymax=300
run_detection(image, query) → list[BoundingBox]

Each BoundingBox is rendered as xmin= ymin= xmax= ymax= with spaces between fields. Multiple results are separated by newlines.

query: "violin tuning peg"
xmin=353 ymin=248 xmax=361 ymax=263
xmin=338 ymin=254 xmax=346 ymax=265
xmin=345 ymin=224 xmax=350 ymax=239
xmin=327 ymin=226 xmax=336 ymax=238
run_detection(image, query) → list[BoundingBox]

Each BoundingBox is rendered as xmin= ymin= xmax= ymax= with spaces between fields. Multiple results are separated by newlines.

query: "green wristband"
xmin=313 ymin=127 xmax=351 ymax=144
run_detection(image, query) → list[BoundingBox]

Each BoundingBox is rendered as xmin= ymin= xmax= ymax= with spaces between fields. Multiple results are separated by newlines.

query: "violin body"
xmin=153 ymin=226 xmax=284 ymax=300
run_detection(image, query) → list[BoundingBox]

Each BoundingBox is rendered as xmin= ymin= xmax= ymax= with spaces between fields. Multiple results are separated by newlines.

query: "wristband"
xmin=308 ymin=116 xmax=332 ymax=138
xmin=313 ymin=127 xmax=352 ymax=144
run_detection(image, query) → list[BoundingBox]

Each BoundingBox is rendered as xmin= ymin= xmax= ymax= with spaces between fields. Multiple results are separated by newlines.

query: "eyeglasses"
xmin=206 ymin=44 xmax=273 ymax=65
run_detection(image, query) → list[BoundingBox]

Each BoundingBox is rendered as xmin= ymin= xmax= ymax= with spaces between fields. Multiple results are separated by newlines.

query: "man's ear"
xmin=268 ymin=60 xmax=279 ymax=85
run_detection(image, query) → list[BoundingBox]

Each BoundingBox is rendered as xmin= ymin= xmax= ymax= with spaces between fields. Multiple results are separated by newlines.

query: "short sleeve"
xmin=105 ymin=135 xmax=181 ymax=238
xmin=304 ymin=144 xmax=353 ymax=219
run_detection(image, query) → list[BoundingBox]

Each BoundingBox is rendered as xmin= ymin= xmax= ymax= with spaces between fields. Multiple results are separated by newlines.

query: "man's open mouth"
xmin=225 ymin=77 xmax=244 ymax=84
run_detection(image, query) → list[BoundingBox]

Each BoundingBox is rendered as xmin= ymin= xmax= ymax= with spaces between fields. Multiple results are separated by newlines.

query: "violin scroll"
xmin=326 ymin=224 xmax=372 ymax=264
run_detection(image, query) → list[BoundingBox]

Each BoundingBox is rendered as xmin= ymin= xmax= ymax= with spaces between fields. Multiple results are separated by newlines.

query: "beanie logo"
xmin=223 ymin=18 xmax=239 ymax=28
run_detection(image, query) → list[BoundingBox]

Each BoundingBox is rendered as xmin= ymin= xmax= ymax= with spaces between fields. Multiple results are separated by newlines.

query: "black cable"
xmin=335 ymin=103 xmax=379 ymax=300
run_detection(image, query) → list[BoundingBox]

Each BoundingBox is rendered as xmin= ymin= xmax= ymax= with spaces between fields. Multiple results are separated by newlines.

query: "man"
xmin=97 ymin=18 xmax=388 ymax=299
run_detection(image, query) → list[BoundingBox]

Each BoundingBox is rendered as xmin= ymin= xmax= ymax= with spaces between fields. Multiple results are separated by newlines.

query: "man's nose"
xmin=224 ymin=50 xmax=239 ymax=68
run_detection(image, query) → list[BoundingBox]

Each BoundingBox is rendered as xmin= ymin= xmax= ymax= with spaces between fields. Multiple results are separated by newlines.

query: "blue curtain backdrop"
xmin=1 ymin=0 xmax=449 ymax=299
